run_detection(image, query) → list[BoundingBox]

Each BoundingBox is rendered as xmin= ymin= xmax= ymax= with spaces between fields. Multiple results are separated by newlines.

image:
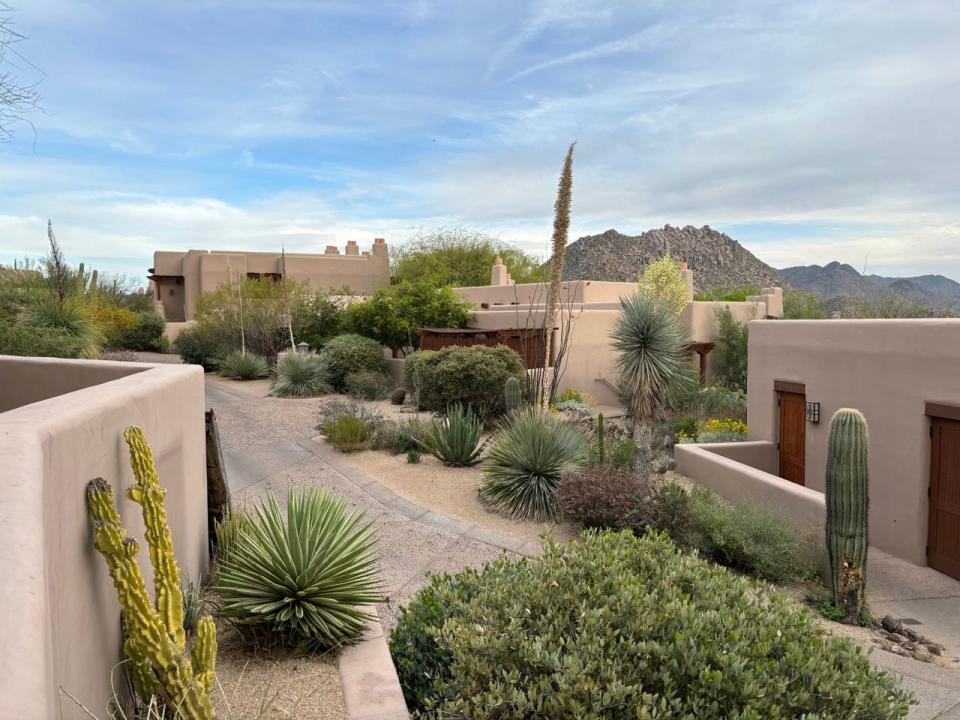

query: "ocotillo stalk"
xmin=597 ymin=412 xmax=605 ymax=465
xmin=825 ymin=408 xmax=870 ymax=624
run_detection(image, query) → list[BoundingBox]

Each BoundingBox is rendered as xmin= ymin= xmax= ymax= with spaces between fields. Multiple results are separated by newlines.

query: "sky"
xmin=1 ymin=0 xmax=959 ymax=283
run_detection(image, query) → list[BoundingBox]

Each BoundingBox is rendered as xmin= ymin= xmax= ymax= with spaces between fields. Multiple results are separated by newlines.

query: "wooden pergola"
xmin=687 ymin=341 xmax=716 ymax=383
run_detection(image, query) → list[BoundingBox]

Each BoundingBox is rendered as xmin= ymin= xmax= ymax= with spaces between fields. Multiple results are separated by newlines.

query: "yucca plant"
xmin=271 ymin=352 xmax=331 ymax=398
xmin=423 ymin=404 xmax=484 ymax=467
xmin=480 ymin=407 xmax=586 ymax=521
xmin=213 ymin=486 xmax=383 ymax=651
xmin=23 ymin=296 xmax=104 ymax=358
xmin=218 ymin=349 xmax=269 ymax=380
xmin=612 ymin=293 xmax=692 ymax=479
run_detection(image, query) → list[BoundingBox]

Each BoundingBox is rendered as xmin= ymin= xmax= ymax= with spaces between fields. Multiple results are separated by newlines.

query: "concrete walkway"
xmin=203 ymin=377 xmax=960 ymax=719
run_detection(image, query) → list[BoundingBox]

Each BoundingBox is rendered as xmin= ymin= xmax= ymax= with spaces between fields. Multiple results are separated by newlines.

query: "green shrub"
xmin=0 ymin=319 xmax=84 ymax=358
xmin=637 ymin=254 xmax=690 ymax=315
xmin=587 ymin=433 xmax=634 ymax=469
xmin=689 ymin=486 xmax=817 ymax=581
xmin=553 ymin=398 xmax=592 ymax=417
xmin=213 ymin=487 xmax=382 ymax=650
xmin=213 ymin=507 xmax=250 ymax=566
xmin=322 ymin=333 xmax=387 ymax=390
xmin=324 ymin=415 xmax=369 ymax=452
xmin=271 ymin=352 xmax=331 ymax=398
xmin=391 ymin=531 xmax=912 ymax=719
xmin=319 ymin=399 xmax=385 ymax=437
xmin=672 ymin=381 xmax=747 ymax=422
xmin=217 ymin=349 xmax=269 ymax=380
xmin=694 ymin=284 xmax=761 ymax=302
xmin=713 ymin=306 xmax=749 ymax=391
xmin=114 ymin=311 xmax=166 ymax=351
xmin=22 ymin=297 xmax=104 ymax=358
xmin=344 ymin=369 xmax=393 ymax=400
xmin=174 ymin=323 xmax=230 ymax=370
xmin=632 ymin=478 xmax=695 ymax=547
xmin=557 ymin=465 xmax=643 ymax=529
xmin=479 ymin=407 xmax=587 ymax=520
xmin=390 ymin=387 xmax=406 ymax=405
xmin=406 ymin=448 xmax=421 ymax=464
xmin=423 ymin=404 xmax=484 ymax=467
xmin=404 ymin=345 xmax=525 ymax=421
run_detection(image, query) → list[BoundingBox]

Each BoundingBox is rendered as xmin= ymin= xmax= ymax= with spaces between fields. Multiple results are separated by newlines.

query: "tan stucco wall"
xmin=0 ymin=356 xmax=145 ymax=412
xmin=152 ymin=243 xmax=390 ymax=321
xmin=747 ymin=319 xmax=960 ymax=565
xmin=0 ymin=356 xmax=208 ymax=718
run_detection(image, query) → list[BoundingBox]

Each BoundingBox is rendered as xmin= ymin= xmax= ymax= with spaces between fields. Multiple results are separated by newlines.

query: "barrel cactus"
xmin=504 ymin=376 xmax=523 ymax=412
xmin=86 ymin=427 xmax=216 ymax=718
xmin=825 ymin=408 xmax=870 ymax=624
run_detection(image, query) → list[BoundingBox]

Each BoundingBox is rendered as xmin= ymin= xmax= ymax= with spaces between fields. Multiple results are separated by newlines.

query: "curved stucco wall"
xmin=0 ymin=357 xmax=207 ymax=718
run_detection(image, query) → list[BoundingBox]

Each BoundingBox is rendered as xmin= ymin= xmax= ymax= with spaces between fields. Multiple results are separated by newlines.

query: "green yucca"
xmin=423 ymin=404 xmax=484 ymax=467
xmin=23 ymin=296 xmax=105 ymax=358
xmin=213 ymin=487 xmax=383 ymax=650
xmin=480 ymin=407 xmax=587 ymax=521
xmin=271 ymin=352 xmax=331 ymax=398
xmin=217 ymin=349 xmax=269 ymax=380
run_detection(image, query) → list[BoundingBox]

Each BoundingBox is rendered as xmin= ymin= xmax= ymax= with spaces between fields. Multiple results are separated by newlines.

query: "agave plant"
xmin=218 ymin=349 xmax=269 ymax=380
xmin=213 ymin=487 xmax=383 ymax=650
xmin=423 ymin=404 xmax=484 ymax=467
xmin=611 ymin=293 xmax=691 ymax=479
xmin=479 ymin=407 xmax=586 ymax=521
xmin=271 ymin=352 xmax=331 ymax=398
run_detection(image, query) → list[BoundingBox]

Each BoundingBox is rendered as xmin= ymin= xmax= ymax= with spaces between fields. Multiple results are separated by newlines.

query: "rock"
xmin=912 ymin=648 xmax=933 ymax=663
xmin=926 ymin=643 xmax=943 ymax=656
xmin=901 ymin=627 xmax=922 ymax=642
xmin=881 ymin=615 xmax=903 ymax=634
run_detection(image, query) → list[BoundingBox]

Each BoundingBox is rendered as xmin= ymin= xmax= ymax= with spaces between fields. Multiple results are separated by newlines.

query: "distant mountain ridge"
xmin=777 ymin=262 xmax=960 ymax=309
xmin=556 ymin=225 xmax=783 ymax=293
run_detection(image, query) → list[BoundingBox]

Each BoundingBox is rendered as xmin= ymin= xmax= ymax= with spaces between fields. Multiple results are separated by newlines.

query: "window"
xmin=169 ymin=289 xmax=175 ymax=296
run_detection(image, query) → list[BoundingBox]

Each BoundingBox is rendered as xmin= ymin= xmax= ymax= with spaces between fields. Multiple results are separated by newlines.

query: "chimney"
xmin=345 ymin=240 xmax=359 ymax=256
xmin=372 ymin=237 xmax=388 ymax=257
xmin=490 ymin=257 xmax=508 ymax=286
xmin=324 ymin=245 xmax=340 ymax=255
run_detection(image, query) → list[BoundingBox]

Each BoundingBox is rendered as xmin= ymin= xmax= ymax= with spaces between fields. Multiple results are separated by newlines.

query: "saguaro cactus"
xmin=87 ymin=427 xmax=216 ymax=718
xmin=596 ymin=412 xmax=605 ymax=466
xmin=504 ymin=376 xmax=523 ymax=413
xmin=825 ymin=408 xmax=870 ymax=624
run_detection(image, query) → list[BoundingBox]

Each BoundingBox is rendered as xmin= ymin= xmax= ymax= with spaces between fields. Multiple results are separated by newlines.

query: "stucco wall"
xmin=747 ymin=319 xmax=960 ymax=565
xmin=0 ymin=355 xmax=145 ymax=412
xmin=0 ymin=357 xmax=208 ymax=718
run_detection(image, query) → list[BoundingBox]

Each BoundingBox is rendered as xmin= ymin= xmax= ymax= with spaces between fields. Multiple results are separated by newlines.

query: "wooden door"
xmin=778 ymin=391 xmax=806 ymax=485
xmin=928 ymin=418 xmax=960 ymax=579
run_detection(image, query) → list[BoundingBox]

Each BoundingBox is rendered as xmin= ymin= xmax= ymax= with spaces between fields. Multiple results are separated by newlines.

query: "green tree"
xmin=783 ymin=289 xmax=829 ymax=319
xmin=713 ymin=307 xmax=749 ymax=391
xmin=392 ymin=228 xmax=544 ymax=287
xmin=341 ymin=280 xmax=472 ymax=357
xmin=638 ymin=254 xmax=690 ymax=315
xmin=612 ymin=294 xmax=692 ymax=478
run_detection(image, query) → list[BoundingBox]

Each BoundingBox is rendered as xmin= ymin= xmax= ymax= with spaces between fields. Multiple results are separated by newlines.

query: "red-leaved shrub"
xmin=557 ymin=466 xmax=646 ymax=529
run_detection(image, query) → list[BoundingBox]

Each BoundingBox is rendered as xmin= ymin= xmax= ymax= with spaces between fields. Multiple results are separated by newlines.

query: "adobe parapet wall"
xmin=0 ymin=356 xmax=207 ymax=718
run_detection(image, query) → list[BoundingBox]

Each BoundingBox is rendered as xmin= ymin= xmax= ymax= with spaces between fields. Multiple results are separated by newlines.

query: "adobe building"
xmin=148 ymin=238 xmax=390 ymax=323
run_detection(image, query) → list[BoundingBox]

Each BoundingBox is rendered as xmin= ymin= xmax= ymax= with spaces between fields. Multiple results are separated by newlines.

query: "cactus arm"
xmin=123 ymin=426 xmax=186 ymax=650
xmin=191 ymin=617 xmax=217 ymax=693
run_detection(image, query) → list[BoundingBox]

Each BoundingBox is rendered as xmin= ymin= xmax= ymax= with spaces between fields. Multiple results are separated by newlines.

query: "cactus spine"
xmin=597 ymin=412 xmax=605 ymax=465
xmin=86 ymin=427 xmax=216 ymax=718
xmin=825 ymin=408 xmax=869 ymax=624
xmin=504 ymin=376 xmax=523 ymax=412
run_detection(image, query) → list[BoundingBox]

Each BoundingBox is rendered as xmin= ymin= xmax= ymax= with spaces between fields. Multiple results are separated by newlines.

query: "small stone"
xmin=903 ymin=641 xmax=918 ymax=651
xmin=901 ymin=628 xmax=922 ymax=642
xmin=926 ymin=644 xmax=942 ymax=656
xmin=912 ymin=649 xmax=933 ymax=663
xmin=881 ymin=615 xmax=902 ymax=633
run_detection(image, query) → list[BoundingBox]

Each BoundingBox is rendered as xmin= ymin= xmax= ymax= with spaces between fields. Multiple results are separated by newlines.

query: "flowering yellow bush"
xmin=697 ymin=418 xmax=748 ymax=435
xmin=638 ymin=254 xmax=689 ymax=315
xmin=94 ymin=306 xmax=138 ymax=345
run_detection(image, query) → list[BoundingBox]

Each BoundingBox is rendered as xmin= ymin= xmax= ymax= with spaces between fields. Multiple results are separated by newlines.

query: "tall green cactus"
xmin=825 ymin=408 xmax=869 ymax=624
xmin=87 ymin=427 xmax=216 ymax=718
xmin=596 ymin=412 xmax=605 ymax=465
xmin=504 ymin=376 xmax=523 ymax=413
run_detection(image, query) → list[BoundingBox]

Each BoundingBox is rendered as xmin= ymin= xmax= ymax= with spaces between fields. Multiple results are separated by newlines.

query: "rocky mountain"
xmin=557 ymin=225 xmax=783 ymax=293
xmin=778 ymin=262 xmax=960 ymax=310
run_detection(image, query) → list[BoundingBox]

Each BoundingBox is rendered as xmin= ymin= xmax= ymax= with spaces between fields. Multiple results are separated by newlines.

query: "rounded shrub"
xmin=557 ymin=465 xmax=644 ymax=529
xmin=271 ymin=352 xmax=331 ymax=398
xmin=479 ymin=407 xmax=587 ymax=520
xmin=217 ymin=349 xmax=269 ymax=380
xmin=390 ymin=387 xmax=407 ymax=405
xmin=321 ymin=333 xmax=387 ymax=390
xmin=213 ymin=487 xmax=382 ymax=651
xmin=344 ymin=369 xmax=393 ymax=400
xmin=404 ymin=345 xmax=525 ymax=421
xmin=114 ymin=311 xmax=166 ymax=351
xmin=391 ymin=530 xmax=914 ymax=718
xmin=324 ymin=414 xmax=368 ymax=452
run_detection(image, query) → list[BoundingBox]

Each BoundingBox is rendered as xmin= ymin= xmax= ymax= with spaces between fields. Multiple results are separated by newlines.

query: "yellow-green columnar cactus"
xmin=87 ymin=426 xmax=216 ymax=718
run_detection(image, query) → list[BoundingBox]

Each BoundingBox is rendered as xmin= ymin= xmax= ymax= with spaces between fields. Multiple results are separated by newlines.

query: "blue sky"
xmin=1 ymin=1 xmax=959 ymax=282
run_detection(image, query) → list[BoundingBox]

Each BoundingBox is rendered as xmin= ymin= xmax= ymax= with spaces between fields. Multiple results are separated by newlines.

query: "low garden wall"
xmin=674 ymin=441 xmax=825 ymax=532
xmin=0 ymin=356 xmax=207 ymax=718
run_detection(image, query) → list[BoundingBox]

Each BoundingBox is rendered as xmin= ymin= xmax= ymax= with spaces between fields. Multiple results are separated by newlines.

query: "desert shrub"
xmin=668 ymin=414 xmax=697 ymax=439
xmin=174 ymin=323 xmax=232 ymax=370
xmin=319 ymin=399 xmax=385 ymax=432
xmin=321 ymin=333 xmax=387 ymax=390
xmin=637 ymin=254 xmax=689 ymax=315
xmin=271 ymin=352 xmax=331 ymax=397
xmin=390 ymin=387 xmax=406 ymax=405
xmin=554 ymin=398 xmax=592 ymax=417
xmin=95 ymin=305 xmax=138 ymax=346
xmin=213 ymin=507 xmax=250 ymax=566
xmin=213 ymin=487 xmax=382 ymax=650
xmin=480 ymin=407 xmax=587 ymax=520
xmin=406 ymin=448 xmax=421 ymax=464
xmin=180 ymin=576 xmax=208 ymax=636
xmin=320 ymin=400 xmax=385 ymax=451
xmin=557 ymin=466 xmax=644 ymax=529
xmin=673 ymin=381 xmax=747 ymax=422
xmin=370 ymin=417 xmax=427 ymax=454
xmin=554 ymin=388 xmax=596 ymax=405
xmin=22 ymin=297 xmax=105 ymax=358
xmin=713 ymin=306 xmax=749 ymax=391
xmin=689 ymin=486 xmax=817 ymax=581
xmin=392 ymin=531 xmax=912 ymax=719
xmin=693 ymin=417 xmax=748 ymax=443
xmin=784 ymin=289 xmax=829 ymax=319
xmin=631 ymin=478 xmax=695 ymax=547
xmin=423 ymin=404 xmax=484 ymax=467
xmin=404 ymin=344 xmax=525 ymax=421
xmin=695 ymin=284 xmax=761 ymax=302
xmin=114 ymin=311 xmax=166 ymax=351
xmin=299 ymin=292 xmax=346 ymax=350
xmin=217 ymin=349 xmax=269 ymax=380
xmin=0 ymin=319 xmax=85 ymax=358
xmin=344 ymin=369 xmax=393 ymax=400
xmin=324 ymin=415 xmax=368 ymax=452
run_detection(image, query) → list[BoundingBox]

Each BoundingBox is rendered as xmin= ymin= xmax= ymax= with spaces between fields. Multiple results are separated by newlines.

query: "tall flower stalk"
xmin=541 ymin=142 xmax=575 ymax=405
